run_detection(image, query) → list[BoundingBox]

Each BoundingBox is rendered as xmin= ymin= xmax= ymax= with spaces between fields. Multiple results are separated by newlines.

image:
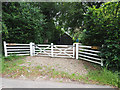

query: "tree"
xmin=80 ymin=2 xmax=120 ymax=70
xmin=2 ymin=2 xmax=46 ymax=44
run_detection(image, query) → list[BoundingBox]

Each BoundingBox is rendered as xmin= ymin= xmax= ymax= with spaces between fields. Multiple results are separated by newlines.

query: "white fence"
xmin=4 ymin=41 xmax=30 ymax=56
xmin=3 ymin=41 xmax=103 ymax=66
xmin=75 ymin=43 xmax=103 ymax=66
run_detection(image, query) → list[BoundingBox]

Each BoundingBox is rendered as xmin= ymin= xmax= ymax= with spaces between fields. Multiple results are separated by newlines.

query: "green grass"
xmin=86 ymin=68 xmax=119 ymax=87
xmin=1 ymin=55 xmax=25 ymax=74
xmin=82 ymin=61 xmax=119 ymax=87
xmin=36 ymin=66 xmax=42 ymax=69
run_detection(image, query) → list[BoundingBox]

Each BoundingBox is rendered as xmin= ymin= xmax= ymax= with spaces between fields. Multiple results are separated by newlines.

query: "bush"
xmin=81 ymin=2 xmax=120 ymax=71
xmin=2 ymin=2 xmax=46 ymax=44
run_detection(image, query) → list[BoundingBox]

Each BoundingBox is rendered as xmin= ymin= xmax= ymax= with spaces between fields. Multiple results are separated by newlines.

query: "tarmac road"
xmin=0 ymin=78 xmax=116 ymax=88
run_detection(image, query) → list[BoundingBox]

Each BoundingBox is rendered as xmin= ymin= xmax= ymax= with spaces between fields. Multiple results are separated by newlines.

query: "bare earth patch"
xmin=24 ymin=56 xmax=88 ymax=75
xmin=15 ymin=56 xmax=88 ymax=83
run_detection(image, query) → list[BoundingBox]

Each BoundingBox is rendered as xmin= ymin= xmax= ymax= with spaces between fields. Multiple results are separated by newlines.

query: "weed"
xmin=36 ymin=66 xmax=42 ymax=69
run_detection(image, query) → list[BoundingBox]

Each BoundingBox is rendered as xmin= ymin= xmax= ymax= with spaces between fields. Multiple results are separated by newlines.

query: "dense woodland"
xmin=2 ymin=2 xmax=120 ymax=71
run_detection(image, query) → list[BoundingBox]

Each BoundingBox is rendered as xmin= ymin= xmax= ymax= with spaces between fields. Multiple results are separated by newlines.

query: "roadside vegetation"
xmin=1 ymin=55 xmax=119 ymax=88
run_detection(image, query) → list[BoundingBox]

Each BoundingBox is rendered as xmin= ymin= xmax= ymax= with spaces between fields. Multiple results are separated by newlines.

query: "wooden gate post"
xmin=4 ymin=41 xmax=7 ymax=57
xmin=75 ymin=43 xmax=79 ymax=60
xmin=101 ymin=59 xmax=103 ymax=66
xmin=51 ymin=43 xmax=53 ymax=57
xmin=73 ymin=43 xmax=75 ymax=58
xmin=30 ymin=42 xmax=34 ymax=56
xmin=32 ymin=43 xmax=35 ymax=56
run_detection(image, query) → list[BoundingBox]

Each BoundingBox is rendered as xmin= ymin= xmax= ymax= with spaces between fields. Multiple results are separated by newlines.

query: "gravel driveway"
xmin=24 ymin=56 xmax=88 ymax=75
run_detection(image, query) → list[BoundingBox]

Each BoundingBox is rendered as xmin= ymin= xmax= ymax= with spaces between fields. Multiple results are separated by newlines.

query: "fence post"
xmin=75 ymin=43 xmax=79 ymax=60
xmin=4 ymin=41 xmax=7 ymax=57
xmin=101 ymin=59 xmax=103 ymax=66
xmin=30 ymin=42 xmax=33 ymax=56
xmin=51 ymin=43 xmax=53 ymax=57
xmin=32 ymin=43 xmax=35 ymax=56
xmin=73 ymin=43 xmax=75 ymax=58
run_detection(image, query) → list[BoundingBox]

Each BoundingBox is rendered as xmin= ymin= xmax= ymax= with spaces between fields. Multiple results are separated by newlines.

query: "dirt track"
xmin=24 ymin=56 xmax=88 ymax=75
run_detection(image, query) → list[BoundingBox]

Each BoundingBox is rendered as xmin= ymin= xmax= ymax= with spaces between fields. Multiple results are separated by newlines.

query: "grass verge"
xmin=83 ymin=61 xmax=119 ymax=87
xmin=86 ymin=68 xmax=119 ymax=87
xmin=1 ymin=56 xmax=119 ymax=88
xmin=1 ymin=55 xmax=25 ymax=74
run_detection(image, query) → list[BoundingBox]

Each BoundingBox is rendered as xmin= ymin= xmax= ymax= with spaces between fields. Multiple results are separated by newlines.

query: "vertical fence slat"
xmin=4 ymin=41 xmax=7 ymax=57
xmin=51 ymin=43 xmax=53 ymax=57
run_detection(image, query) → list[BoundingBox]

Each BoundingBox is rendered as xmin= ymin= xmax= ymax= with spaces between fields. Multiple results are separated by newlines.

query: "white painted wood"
xmin=52 ymin=51 xmax=72 ymax=53
xmin=8 ymin=54 xmax=29 ymax=56
xmin=7 ymin=47 xmax=30 ymax=48
xmin=79 ymin=45 xmax=91 ymax=48
xmin=35 ymin=50 xmax=41 ymax=52
xmin=35 ymin=49 xmax=51 ymax=51
xmin=54 ymin=45 xmax=72 ymax=47
xmin=75 ymin=43 xmax=79 ymax=59
xmin=79 ymin=48 xmax=100 ymax=53
xmin=53 ymin=56 xmax=73 ymax=58
xmin=30 ymin=42 xmax=33 ymax=56
xmin=4 ymin=41 xmax=103 ymax=66
xmin=4 ymin=41 xmax=7 ymax=57
xmin=51 ymin=43 xmax=53 ymax=57
xmin=73 ymin=43 xmax=75 ymax=58
xmin=53 ymin=48 xmax=72 ymax=50
xmin=7 ymin=51 xmax=30 ymax=53
xmin=101 ymin=59 xmax=104 ymax=66
xmin=37 ymin=44 xmax=50 ymax=46
xmin=79 ymin=54 xmax=101 ymax=61
xmin=35 ymin=45 xmax=51 ymax=56
xmin=6 ymin=43 xmax=30 ymax=45
xmin=7 ymin=49 xmax=30 ymax=51
xmin=53 ymin=53 xmax=73 ymax=56
xmin=79 ymin=51 xmax=98 ymax=56
xmin=35 ymin=43 xmax=74 ymax=58
xmin=32 ymin=43 xmax=35 ymax=56
xmin=35 ymin=55 xmax=51 ymax=57
xmin=79 ymin=57 xmax=101 ymax=65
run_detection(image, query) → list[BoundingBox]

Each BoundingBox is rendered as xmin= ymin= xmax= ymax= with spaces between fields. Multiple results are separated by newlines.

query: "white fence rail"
xmin=4 ymin=41 xmax=30 ymax=57
xmin=77 ymin=43 xmax=103 ymax=66
xmin=3 ymin=41 xmax=103 ymax=66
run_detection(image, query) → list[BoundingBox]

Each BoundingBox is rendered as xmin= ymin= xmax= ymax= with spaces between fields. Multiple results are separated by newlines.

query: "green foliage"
xmin=2 ymin=2 xmax=46 ymax=44
xmin=87 ymin=68 xmax=119 ymax=87
xmin=2 ymin=2 xmax=63 ymax=44
xmin=80 ymin=2 xmax=120 ymax=70
xmin=36 ymin=3 xmax=61 ymax=44
xmin=56 ymin=2 xmax=85 ymax=34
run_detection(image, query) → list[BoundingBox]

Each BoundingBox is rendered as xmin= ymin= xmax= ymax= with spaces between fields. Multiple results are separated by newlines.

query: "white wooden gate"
xmin=34 ymin=43 xmax=74 ymax=58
